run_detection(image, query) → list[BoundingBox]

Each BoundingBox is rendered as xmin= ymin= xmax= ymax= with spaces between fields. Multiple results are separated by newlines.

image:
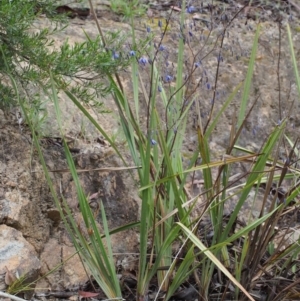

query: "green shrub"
xmin=0 ymin=0 xmax=127 ymax=125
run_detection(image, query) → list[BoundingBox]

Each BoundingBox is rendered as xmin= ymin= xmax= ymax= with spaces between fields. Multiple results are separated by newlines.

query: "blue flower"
xmin=195 ymin=61 xmax=201 ymax=68
xmin=138 ymin=57 xmax=148 ymax=66
xmin=158 ymin=20 xmax=162 ymax=27
xmin=158 ymin=45 xmax=166 ymax=51
xmin=112 ymin=51 xmax=119 ymax=59
xmin=129 ymin=50 xmax=136 ymax=57
xmin=151 ymin=139 xmax=157 ymax=146
xmin=165 ymin=75 xmax=173 ymax=82
xmin=186 ymin=6 xmax=196 ymax=13
xmin=146 ymin=26 xmax=151 ymax=33
xmin=217 ymin=55 xmax=223 ymax=62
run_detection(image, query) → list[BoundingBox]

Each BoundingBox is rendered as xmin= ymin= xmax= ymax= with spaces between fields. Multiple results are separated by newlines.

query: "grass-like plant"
xmin=3 ymin=1 xmax=300 ymax=300
xmin=42 ymin=3 xmax=300 ymax=301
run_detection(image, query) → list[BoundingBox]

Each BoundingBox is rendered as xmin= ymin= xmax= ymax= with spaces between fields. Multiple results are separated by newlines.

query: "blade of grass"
xmin=287 ymin=24 xmax=300 ymax=98
xmin=62 ymin=88 xmax=126 ymax=165
xmin=177 ymin=222 xmax=256 ymax=301
xmin=50 ymin=72 xmax=122 ymax=298
xmin=221 ymin=120 xmax=286 ymax=240
xmin=237 ymin=24 xmax=260 ymax=129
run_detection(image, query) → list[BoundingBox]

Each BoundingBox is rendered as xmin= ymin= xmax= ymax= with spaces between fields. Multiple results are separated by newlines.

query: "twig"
xmin=0 ymin=291 xmax=27 ymax=301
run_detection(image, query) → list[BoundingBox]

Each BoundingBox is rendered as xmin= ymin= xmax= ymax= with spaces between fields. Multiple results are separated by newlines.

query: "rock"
xmin=46 ymin=208 xmax=61 ymax=226
xmin=36 ymin=237 xmax=88 ymax=292
xmin=0 ymin=225 xmax=41 ymax=297
xmin=0 ymin=198 xmax=27 ymax=229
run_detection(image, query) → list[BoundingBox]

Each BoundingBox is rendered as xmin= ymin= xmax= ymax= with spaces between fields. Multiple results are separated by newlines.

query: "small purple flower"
xmin=158 ymin=45 xmax=166 ymax=51
xmin=139 ymin=57 xmax=148 ymax=66
xmin=206 ymin=83 xmax=211 ymax=90
xmin=217 ymin=55 xmax=223 ymax=62
xmin=189 ymin=31 xmax=193 ymax=37
xmin=129 ymin=50 xmax=136 ymax=57
xmin=252 ymin=127 xmax=257 ymax=136
xmin=158 ymin=86 xmax=162 ymax=92
xmin=195 ymin=61 xmax=201 ymax=68
xmin=112 ymin=51 xmax=119 ymax=59
xmin=151 ymin=139 xmax=157 ymax=146
xmin=146 ymin=26 xmax=151 ymax=33
xmin=186 ymin=6 xmax=196 ymax=14
xmin=165 ymin=75 xmax=173 ymax=83
xmin=158 ymin=20 xmax=162 ymax=27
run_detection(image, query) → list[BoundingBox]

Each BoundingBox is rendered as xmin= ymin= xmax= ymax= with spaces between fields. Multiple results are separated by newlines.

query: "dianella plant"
xmin=89 ymin=2 xmax=273 ymax=300
xmin=97 ymin=2 xmax=300 ymax=300
xmin=5 ymin=0 xmax=300 ymax=300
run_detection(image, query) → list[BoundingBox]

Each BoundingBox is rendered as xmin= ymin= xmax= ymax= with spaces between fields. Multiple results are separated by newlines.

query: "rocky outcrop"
xmin=0 ymin=225 xmax=41 ymax=298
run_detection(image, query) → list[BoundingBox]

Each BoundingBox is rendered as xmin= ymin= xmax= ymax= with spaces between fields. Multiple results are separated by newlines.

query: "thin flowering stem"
xmin=146 ymin=9 xmax=174 ymax=131
xmin=203 ymin=4 xmax=249 ymax=134
xmin=88 ymin=0 xmax=124 ymax=93
xmin=182 ymin=3 xmax=248 ymax=103
xmin=161 ymin=12 xmax=240 ymax=124
xmin=212 ymin=96 xmax=259 ymax=191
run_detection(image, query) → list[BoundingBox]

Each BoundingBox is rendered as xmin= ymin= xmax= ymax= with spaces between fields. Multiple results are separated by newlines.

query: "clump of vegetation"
xmin=0 ymin=0 xmax=129 ymax=133
xmin=2 ymin=0 xmax=300 ymax=300
xmin=110 ymin=0 xmax=147 ymax=18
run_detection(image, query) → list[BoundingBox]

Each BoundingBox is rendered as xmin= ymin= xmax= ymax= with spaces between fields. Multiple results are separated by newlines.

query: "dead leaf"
xmin=5 ymin=266 xmax=17 ymax=286
xmin=89 ymin=192 xmax=100 ymax=200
